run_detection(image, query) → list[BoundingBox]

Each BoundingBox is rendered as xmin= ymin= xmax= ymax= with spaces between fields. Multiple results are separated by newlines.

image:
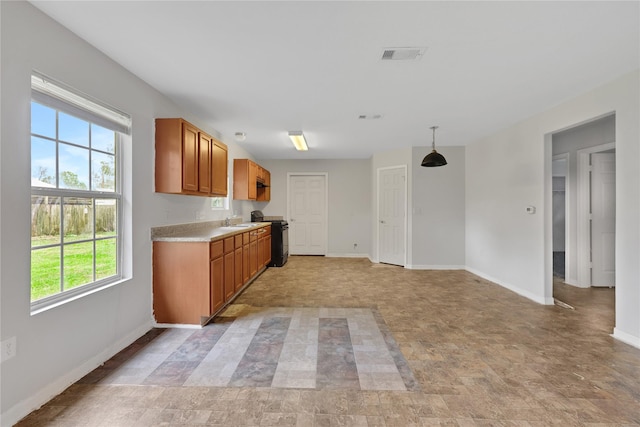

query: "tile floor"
xmin=16 ymin=257 xmax=640 ymax=426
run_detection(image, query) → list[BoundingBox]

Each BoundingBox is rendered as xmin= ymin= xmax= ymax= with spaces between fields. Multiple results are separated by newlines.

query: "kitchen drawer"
xmin=235 ymin=234 xmax=243 ymax=249
xmin=243 ymin=232 xmax=250 ymax=245
xmin=210 ymin=240 xmax=224 ymax=259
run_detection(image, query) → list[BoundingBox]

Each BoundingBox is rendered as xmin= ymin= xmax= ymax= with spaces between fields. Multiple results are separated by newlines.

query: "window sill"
xmin=30 ymin=276 xmax=130 ymax=316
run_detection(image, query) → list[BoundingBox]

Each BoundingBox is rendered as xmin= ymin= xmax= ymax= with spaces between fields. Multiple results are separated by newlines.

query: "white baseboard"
xmin=154 ymin=322 xmax=202 ymax=329
xmin=465 ymin=267 xmax=554 ymax=305
xmin=2 ymin=320 xmax=153 ymax=427
xmin=560 ymin=277 xmax=590 ymax=288
xmin=325 ymin=252 xmax=370 ymax=258
xmin=406 ymin=264 xmax=465 ymax=270
xmin=612 ymin=328 xmax=640 ymax=350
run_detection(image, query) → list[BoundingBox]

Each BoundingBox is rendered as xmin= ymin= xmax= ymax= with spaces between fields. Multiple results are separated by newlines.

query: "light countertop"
xmin=151 ymin=220 xmax=269 ymax=242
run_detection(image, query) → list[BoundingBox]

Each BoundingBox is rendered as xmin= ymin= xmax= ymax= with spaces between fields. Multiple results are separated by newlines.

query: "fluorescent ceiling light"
xmin=288 ymin=131 xmax=308 ymax=151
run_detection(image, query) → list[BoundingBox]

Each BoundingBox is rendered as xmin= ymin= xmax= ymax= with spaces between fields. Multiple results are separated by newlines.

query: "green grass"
xmin=31 ymin=231 xmax=115 ymax=247
xmin=31 ymin=236 xmax=117 ymax=301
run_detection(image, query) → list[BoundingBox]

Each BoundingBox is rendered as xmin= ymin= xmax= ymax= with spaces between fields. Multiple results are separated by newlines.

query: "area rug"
xmin=87 ymin=306 xmax=419 ymax=392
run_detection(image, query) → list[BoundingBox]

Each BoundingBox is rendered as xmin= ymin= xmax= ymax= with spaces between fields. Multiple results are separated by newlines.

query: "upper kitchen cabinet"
xmin=233 ymin=159 xmax=270 ymax=201
xmin=155 ymin=118 xmax=228 ymax=197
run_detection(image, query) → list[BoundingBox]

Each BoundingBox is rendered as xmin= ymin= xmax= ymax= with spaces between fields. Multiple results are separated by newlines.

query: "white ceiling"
xmin=30 ymin=1 xmax=639 ymax=160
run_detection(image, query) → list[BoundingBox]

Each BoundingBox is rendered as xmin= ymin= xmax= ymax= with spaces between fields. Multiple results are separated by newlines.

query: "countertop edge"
xmin=151 ymin=222 xmax=271 ymax=243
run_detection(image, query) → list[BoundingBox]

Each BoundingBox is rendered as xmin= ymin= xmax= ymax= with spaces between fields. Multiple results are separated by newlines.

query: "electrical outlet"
xmin=353 ymin=243 xmax=358 ymax=250
xmin=1 ymin=337 xmax=16 ymax=362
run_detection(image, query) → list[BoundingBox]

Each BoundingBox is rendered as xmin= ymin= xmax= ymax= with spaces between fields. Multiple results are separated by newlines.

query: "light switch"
xmin=526 ymin=206 xmax=536 ymax=214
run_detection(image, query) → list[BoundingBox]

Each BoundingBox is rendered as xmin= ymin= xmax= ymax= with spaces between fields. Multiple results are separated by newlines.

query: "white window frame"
xmin=211 ymin=177 xmax=230 ymax=210
xmin=30 ymin=72 xmax=131 ymax=314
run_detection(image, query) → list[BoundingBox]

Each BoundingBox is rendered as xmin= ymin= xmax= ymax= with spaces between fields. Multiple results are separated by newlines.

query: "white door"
xmin=591 ymin=153 xmax=615 ymax=287
xmin=288 ymin=174 xmax=327 ymax=255
xmin=378 ymin=167 xmax=406 ymax=266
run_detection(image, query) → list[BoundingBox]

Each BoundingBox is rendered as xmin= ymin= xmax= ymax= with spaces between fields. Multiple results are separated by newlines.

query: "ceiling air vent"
xmin=381 ymin=47 xmax=426 ymax=61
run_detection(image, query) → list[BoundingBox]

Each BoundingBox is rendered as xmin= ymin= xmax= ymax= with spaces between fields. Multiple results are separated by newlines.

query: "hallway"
xmin=17 ymin=257 xmax=639 ymax=426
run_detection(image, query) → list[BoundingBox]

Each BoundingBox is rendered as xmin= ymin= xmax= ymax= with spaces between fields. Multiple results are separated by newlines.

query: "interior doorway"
xmin=549 ymin=113 xmax=616 ymax=314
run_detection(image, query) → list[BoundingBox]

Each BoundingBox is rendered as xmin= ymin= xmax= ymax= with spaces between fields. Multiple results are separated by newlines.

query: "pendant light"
xmin=421 ymin=126 xmax=447 ymax=167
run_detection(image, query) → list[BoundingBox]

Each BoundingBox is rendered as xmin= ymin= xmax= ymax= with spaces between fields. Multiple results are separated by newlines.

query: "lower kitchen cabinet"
xmin=152 ymin=224 xmax=270 ymax=326
xmin=153 ymin=241 xmax=212 ymax=325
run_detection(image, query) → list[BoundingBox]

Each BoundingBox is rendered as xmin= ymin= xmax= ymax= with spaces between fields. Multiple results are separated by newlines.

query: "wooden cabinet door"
xmin=248 ymin=161 xmax=257 ymax=200
xmin=265 ymin=234 xmax=272 ymax=266
xmin=224 ymin=251 xmax=235 ymax=301
xmin=198 ymin=133 xmax=212 ymax=194
xmin=234 ymin=247 xmax=243 ymax=291
xmin=210 ymin=256 xmax=224 ymax=314
xmin=243 ymin=243 xmax=250 ymax=283
xmin=182 ymin=122 xmax=199 ymax=192
xmin=233 ymin=159 xmax=250 ymax=200
xmin=211 ymin=140 xmax=227 ymax=196
xmin=249 ymin=239 xmax=258 ymax=277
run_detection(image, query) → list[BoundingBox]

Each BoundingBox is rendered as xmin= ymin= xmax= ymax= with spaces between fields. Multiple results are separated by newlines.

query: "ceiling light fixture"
xmin=288 ymin=131 xmax=308 ymax=151
xmin=381 ymin=47 xmax=426 ymax=61
xmin=421 ymin=126 xmax=447 ymax=167
xmin=358 ymin=114 xmax=383 ymax=120
xmin=234 ymin=132 xmax=246 ymax=142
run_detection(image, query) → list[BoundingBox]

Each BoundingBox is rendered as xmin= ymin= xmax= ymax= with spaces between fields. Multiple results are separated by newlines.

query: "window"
xmin=211 ymin=178 xmax=230 ymax=210
xmin=211 ymin=197 xmax=227 ymax=209
xmin=30 ymin=72 xmax=131 ymax=311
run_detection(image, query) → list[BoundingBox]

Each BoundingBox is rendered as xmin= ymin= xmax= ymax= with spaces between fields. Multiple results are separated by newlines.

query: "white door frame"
xmin=376 ymin=165 xmax=408 ymax=266
xmin=286 ymin=172 xmax=329 ymax=256
xmin=553 ymin=153 xmax=571 ymax=283
xmin=577 ymin=142 xmax=615 ymax=287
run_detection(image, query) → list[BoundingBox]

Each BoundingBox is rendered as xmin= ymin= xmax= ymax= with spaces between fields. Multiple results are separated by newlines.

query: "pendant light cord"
xmin=430 ymin=126 xmax=439 ymax=151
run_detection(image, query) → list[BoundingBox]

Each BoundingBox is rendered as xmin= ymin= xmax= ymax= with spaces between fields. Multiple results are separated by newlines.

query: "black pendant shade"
xmin=421 ymin=150 xmax=447 ymax=167
xmin=421 ymin=126 xmax=447 ymax=167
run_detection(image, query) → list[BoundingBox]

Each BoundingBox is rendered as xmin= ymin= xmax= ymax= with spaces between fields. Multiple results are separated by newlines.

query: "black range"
xmin=251 ymin=210 xmax=288 ymax=267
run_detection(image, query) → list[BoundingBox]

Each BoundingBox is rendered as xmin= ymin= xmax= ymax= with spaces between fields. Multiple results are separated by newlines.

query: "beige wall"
xmin=259 ymin=159 xmax=371 ymax=257
xmin=466 ymin=71 xmax=640 ymax=347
